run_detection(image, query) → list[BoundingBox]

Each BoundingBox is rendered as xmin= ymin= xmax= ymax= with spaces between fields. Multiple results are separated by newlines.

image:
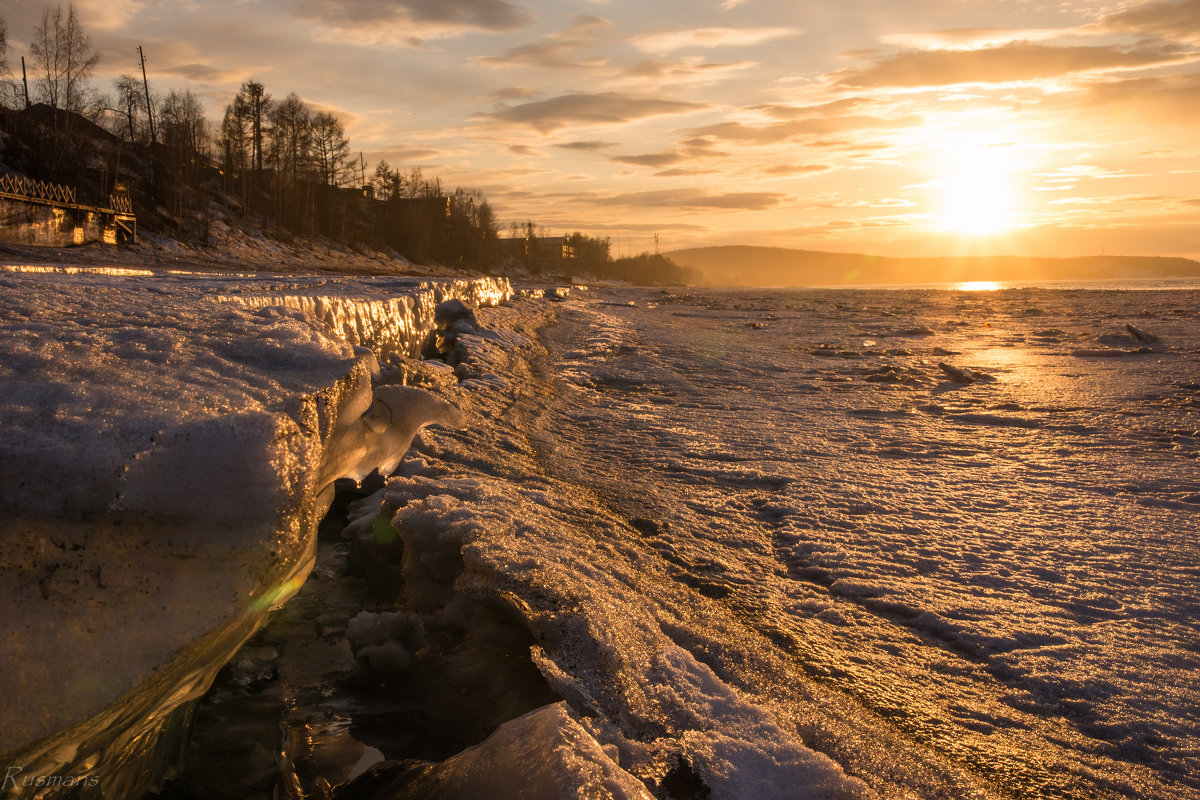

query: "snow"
xmin=4 ymin=271 xmax=1199 ymax=800
xmin=383 ymin=703 xmax=654 ymax=800
xmin=361 ymin=285 xmax=1199 ymax=800
xmin=0 ymin=266 xmax=510 ymax=793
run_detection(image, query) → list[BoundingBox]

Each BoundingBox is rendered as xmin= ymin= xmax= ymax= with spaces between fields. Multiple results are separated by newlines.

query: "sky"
xmin=4 ymin=0 xmax=1200 ymax=258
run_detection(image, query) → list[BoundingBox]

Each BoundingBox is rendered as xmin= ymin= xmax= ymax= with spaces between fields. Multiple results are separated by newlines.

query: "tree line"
xmin=0 ymin=4 xmax=505 ymax=266
xmin=0 ymin=5 xmax=695 ymax=283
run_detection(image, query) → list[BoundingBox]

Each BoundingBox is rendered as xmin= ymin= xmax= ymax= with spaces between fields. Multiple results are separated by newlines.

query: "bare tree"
xmin=373 ymin=159 xmax=410 ymax=200
xmin=241 ymin=80 xmax=270 ymax=177
xmin=372 ymin=159 xmax=393 ymax=200
xmin=30 ymin=4 xmax=99 ymax=114
xmin=0 ymin=15 xmax=14 ymax=110
xmin=160 ymin=89 xmax=208 ymax=167
xmin=220 ymin=92 xmax=252 ymax=207
xmin=310 ymin=111 xmax=350 ymax=187
xmin=268 ymin=92 xmax=311 ymax=185
xmin=112 ymin=75 xmax=146 ymax=142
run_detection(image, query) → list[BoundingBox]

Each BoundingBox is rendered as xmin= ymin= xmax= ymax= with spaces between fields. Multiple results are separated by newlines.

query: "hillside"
xmin=0 ymin=105 xmax=498 ymax=274
xmin=669 ymin=245 xmax=1200 ymax=287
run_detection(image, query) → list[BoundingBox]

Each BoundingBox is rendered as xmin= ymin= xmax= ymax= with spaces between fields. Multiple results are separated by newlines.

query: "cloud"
xmin=476 ymin=92 xmax=707 ymax=132
xmin=880 ymin=28 xmax=1069 ymax=50
xmin=627 ymin=58 xmax=756 ymax=83
xmin=1098 ymin=0 xmax=1200 ymax=41
xmin=473 ymin=14 xmax=613 ymax=68
xmin=564 ymin=14 xmax=613 ymax=34
xmin=592 ymin=188 xmax=788 ymax=210
xmin=690 ymin=112 xmax=917 ymax=145
xmin=836 ymin=42 xmax=1192 ymax=88
xmin=586 ymin=222 xmax=710 ymax=234
xmin=676 ymin=138 xmax=730 ymax=159
xmin=1082 ymin=72 xmax=1200 ymax=123
xmin=480 ymin=87 xmax=541 ymax=103
xmin=475 ymin=39 xmax=606 ymax=69
xmin=630 ymin=27 xmax=799 ymax=53
xmin=748 ymin=97 xmax=880 ymax=122
xmin=295 ymin=0 xmax=534 ymax=41
xmin=159 ymin=63 xmax=240 ymax=83
xmin=556 ymin=140 xmax=619 ymax=151
xmin=761 ymin=164 xmax=834 ymax=176
xmin=371 ymin=146 xmax=442 ymax=162
xmin=653 ymin=168 xmax=720 ymax=177
xmin=822 ymin=197 xmax=916 ymax=208
xmin=1045 ymin=194 xmax=1166 ymax=206
xmin=611 ymin=151 xmax=686 ymax=167
xmin=606 ymin=135 xmax=734 ymax=168
xmin=75 ymin=0 xmax=144 ymax=30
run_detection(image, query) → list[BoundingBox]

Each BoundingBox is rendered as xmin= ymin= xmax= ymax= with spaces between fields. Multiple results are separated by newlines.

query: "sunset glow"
xmin=3 ymin=0 xmax=1199 ymax=258
xmin=934 ymin=130 xmax=1026 ymax=236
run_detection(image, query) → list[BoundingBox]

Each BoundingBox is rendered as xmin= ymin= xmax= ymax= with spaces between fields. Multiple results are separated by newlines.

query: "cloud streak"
xmin=630 ymin=26 xmax=799 ymax=53
xmin=836 ymin=41 xmax=1193 ymax=88
xmin=690 ymin=113 xmax=918 ymax=145
xmin=476 ymin=92 xmax=707 ymax=133
xmin=1098 ymin=0 xmax=1200 ymax=41
xmin=295 ymin=0 xmax=534 ymax=42
xmin=474 ymin=17 xmax=614 ymax=69
xmin=592 ymin=188 xmax=789 ymax=211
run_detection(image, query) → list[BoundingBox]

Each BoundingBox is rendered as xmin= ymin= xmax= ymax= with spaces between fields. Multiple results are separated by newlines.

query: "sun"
xmin=930 ymin=129 xmax=1026 ymax=236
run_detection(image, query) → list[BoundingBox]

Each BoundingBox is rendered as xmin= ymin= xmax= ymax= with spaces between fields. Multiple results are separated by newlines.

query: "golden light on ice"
xmin=931 ymin=128 xmax=1025 ymax=236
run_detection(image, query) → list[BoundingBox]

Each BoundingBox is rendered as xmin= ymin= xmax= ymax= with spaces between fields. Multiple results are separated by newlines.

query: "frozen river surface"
xmin=490 ymin=286 xmax=1199 ymax=799
xmin=150 ymin=283 xmax=1200 ymax=800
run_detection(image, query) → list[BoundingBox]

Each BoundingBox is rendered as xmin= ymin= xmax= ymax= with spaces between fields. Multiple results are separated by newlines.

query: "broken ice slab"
xmin=0 ymin=269 xmax=510 ymax=797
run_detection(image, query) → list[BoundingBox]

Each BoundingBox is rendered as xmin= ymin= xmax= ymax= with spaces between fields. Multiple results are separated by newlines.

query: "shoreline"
xmin=0 ymin=236 xmax=481 ymax=279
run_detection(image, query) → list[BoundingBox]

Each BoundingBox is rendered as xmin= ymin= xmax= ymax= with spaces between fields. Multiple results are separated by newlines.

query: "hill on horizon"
xmin=667 ymin=245 xmax=1200 ymax=287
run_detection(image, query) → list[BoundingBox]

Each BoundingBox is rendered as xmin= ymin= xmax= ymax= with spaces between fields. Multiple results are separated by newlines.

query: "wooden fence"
xmin=0 ymin=172 xmax=136 ymax=244
xmin=0 ymin=172 xmax=78 ymax=206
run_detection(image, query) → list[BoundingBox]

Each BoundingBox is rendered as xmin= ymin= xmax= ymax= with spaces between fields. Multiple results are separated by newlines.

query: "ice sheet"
xmin=367 ymin=286 xmax=1199 ymax=800
xmin=0 ymin=269 xmax=510 ymax=795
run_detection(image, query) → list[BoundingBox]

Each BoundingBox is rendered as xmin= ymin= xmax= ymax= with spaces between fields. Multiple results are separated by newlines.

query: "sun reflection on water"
xmin=955 ymin=281 xmax=1003 ymax=291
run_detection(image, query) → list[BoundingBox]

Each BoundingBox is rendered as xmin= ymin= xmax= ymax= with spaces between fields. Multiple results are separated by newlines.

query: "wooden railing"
xmin=110 ymin=193 xmax=133 ymax=214
xmin=0 ymin=172 xmax=77 ymax=205
xmin=0 ymin=171 xmax=137 ymax=244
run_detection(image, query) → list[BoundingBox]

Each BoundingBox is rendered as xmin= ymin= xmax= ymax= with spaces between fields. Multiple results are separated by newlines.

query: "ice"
xmin=361 ymin=703 xmax=653 ymax=800
xmin=379 ymin=426 xmax=881 ymax=798
xmin=6 ymin=274 xmax=1198 ymax=799
xmin=378 ymin=285 xmax=1198 ymax=799
xmin=346 ymin=610 xmax=426 ymax=678
xmin=215 ymin=277 xmax=511 ymax=364
xmin=0 ymin=268 xmax=510 ymax=795
xmin=316 ymin=385 xmax=466 ymax=488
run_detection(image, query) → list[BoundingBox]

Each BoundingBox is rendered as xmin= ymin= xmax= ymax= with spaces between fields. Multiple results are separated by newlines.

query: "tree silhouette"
xmin=30 ymin=4 xmax=98 ymax=114
xmin=311 ymin=111 xmax=350 ymax=187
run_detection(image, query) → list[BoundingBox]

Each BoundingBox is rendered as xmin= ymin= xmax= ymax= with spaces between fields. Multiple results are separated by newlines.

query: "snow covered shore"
xmin=0 ymin=267 xmax=510 ymax=797
xmin=5 ymin=272 xmax=1197 ymax=800
xmin=273 ymin=284 xmax=1196 ymax=800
